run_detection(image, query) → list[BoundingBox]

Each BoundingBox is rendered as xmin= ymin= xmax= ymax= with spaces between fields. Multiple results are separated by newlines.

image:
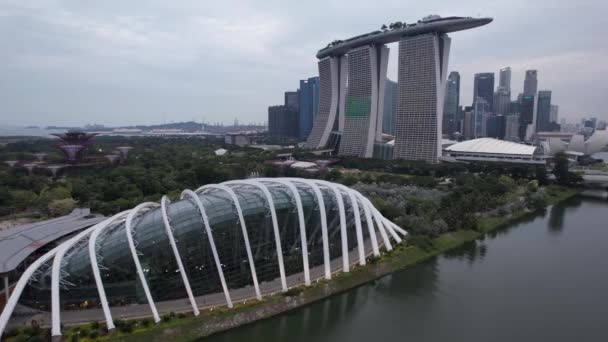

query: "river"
xmin=205 ymin=197 xmax=608 ymax=342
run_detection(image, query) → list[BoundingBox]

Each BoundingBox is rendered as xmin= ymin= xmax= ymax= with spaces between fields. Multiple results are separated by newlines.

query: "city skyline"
xmin=1 ymin=0 xmax=607 ymax=126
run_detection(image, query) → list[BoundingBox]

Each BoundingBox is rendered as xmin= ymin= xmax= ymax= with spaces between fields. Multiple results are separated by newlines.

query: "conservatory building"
xmin=0 ymin=178 xmax=406 ymax=337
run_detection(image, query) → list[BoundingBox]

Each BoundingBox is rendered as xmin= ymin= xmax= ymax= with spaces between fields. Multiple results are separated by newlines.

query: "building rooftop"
xmin=445 ymin=138 xmax=538 ymax=156
xmin=317 ymin=16 xmax=492 ymax=59
xmin=0 ymin=208 xmax=105 ymax=274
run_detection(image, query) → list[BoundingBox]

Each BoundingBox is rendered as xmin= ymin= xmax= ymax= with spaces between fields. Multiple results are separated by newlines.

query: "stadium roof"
xmin=445 ymin=138 xmax=538 ymax=156
xmin=0 ymin=208 xmax=105 ymax=274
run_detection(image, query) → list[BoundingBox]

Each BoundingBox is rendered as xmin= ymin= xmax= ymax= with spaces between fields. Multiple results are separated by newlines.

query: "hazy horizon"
xmin=1 ymin=0 xmax=607 ymax=126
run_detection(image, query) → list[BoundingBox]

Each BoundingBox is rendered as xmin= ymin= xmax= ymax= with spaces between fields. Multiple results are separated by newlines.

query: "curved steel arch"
xmin=0 ymin=246 xmax=61 ymax=336
xmin=160 ymin=196 xmax=200 ymax=315
xmin=334 ymin=184 xmax=366 ymax=266
xmin=258 ymin=178 xmax=310 ymax=285
xmin=181 ymin=190 xmax=233 ymax=308
xmin=51 ymin=226 xmax=97 ymax=336
xmin=351 ymin=192 xmax=380 ymax=257
xmin=195 ymin=184 xmax=262 ymax=300
xmin=88 ymin=211 xmax=132 ymax=331
xmin=290 ymin=179 xmax=331 ymax=280
xmin=126 ymin=202 xmax=162 ymax=322
xmin=312 ymin=180 xmax=350 ymax=272
xmin=223 ymin=180 xmax=287 ymax=292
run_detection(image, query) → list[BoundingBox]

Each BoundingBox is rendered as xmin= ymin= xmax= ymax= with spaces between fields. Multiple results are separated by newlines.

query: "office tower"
xmin=284 ymin=91 xmax=299 ymax=110
xmin=443 ymin=71 xmax=460 ymax=137
xmin=505 ymin=113 xmax=520 ymax=141
xmin=298 ymin=77 xmax=320 ymax=140
xmin=268 ymin=105 xmax=299 ymax=138
xmin=463 ymin=106 xmax=474 ymax=140
xmin=393 ymin=34 xmax=451 ymax=163
xmin=473 ymin=97 xmax=490 ymax=138
xmin=499 ymin=67 xmax=511 ymax=92
xmin=383 ymin=79 xmax=398 ymax=135
xmin=550 ymin=105 xmax=559 ymax=123
xmin=523 ymin=70 xmax=538 ymax=96
xmin=493 ymin=88 xmax=511 ymax=116
xmin=510 ymin=100 xmax=521 ymax=116
xmin=486 ymin=115 xmax=506 ymax=139
xmin=473 ymin=73 xmax=495 ymax=112
xmin=535 ymin=90 xmax=552 ymax=132
xmin=339 ymin=44 xmax=389 ymax=157
xmin=519 ymin=95 xmax=535 ymax=141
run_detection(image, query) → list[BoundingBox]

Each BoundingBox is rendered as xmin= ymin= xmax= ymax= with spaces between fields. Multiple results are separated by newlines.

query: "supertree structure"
xmin=51 ymin=131 xmax=98 ymax=163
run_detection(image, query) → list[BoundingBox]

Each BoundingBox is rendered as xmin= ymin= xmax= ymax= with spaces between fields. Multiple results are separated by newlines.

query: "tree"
xmin=552 ymin=152 xmax=571 ymax=185
xmin=48 ymin=198 xmax=77 ymax=216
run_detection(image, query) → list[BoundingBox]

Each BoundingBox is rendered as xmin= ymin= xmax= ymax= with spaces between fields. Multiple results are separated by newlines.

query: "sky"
xmin=1 ymin=0 xmax=607 ymax=127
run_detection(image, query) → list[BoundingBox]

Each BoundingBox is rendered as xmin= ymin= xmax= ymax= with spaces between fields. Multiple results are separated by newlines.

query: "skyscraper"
xmin=519 ymin=95 xmax=535 ymax=141
xmin=505 ymin=113 xmax=520 ymax=141
xmin=493 ymin=89 xmax=511 ymax=116
xmin=473 ymin=97 xmax=490 ymax=138
xmin=298 ymin=77 xmax=320 ymax=140
xmin=473 ymin=73 xmax=495 ymax=112
xmin=284 ymin=91 xmax=299 ymax=110
xmin=338 ymin=44 xmax=389 ymax=157
xmin=550 ymin=104 xmax=559 ymax=123
xmin=535 ymin=90 xmax=552 ymax=132
xmin=268 ymin=105 xmax=299 ymax=138
xmin=443 ymin=71 xmax=460 ymax=136
xmin=393 ymin=33 xmax=451 ymax=163
xmin=383 ymin=79 xmax=398 ymax=135
xmin=523 ymin=70 xmax=538 ymax=96
xmin=306 ymin=16 xmax=492 ymax=161
xmin=499 ymin=67 xmax=511 ymax=92
xmin=486 ymin=115 xmax=506 ymax=139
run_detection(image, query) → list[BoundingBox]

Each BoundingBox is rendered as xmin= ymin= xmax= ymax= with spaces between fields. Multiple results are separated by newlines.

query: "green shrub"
xmin=140 ymin=318 xmax=152 ymax=327
xmin=162 ymin=313 xmax=173 ymax=322
xmin=177 ymin=312 xmax=187 ymax=319
xmin=90 ymin=320 xmax=100 ymax=330
xmin=88 ymin=330 xmax=99 ymax=339
xmin=118 ymin=321 xmax=134 ymax=333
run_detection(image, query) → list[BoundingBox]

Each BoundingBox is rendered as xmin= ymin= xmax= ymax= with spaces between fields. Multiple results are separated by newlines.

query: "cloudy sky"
xmin=1 ymin=0 xmax=606 ymax=127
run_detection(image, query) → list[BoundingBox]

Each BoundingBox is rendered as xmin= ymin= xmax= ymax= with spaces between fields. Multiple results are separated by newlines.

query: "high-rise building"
xmin=473 ymin=73 xmax=495 ymax=112
xmin=505 ymin=113 xmax=520 ymax=141
xmin=519 ymin=95 xmax=535 ymax=141
xmin=486 ymin=115 xmax=506 ymax=139
xmin=493 ymin=88 xmax=511 ymax=116
xmin=550 ymin=104 xmax=559 ymax=123
xmin=339 ymin=45 xmax=389 ymax=157
xmin=443 ymin=71 xmax=460 ymax=137
xmin=306 ymin=16 xmax=492 ymax=161
xmin=463 ymin=106 xmax=474 ymax=140
xmin=393 ymin=34 xmax=451 ymax=163
xmin=499 ymin=67 xmax=511 ymax=92
xmin=284 ymin=91 xmax=299 ymax=110
xmin=523 ymin=70 xmax=538 ymax=96
xmin=268 ymin=105 xmax=299 ymax=138
xmin=383 ymin=79 xmax=398 ymax=135
xmin=473 ymin=97 xmax=490 ymax=138
xmin=298 ymin=77 xmax=320 ymax=140
xmin=535 ymin=90 xmax=552 ymax=132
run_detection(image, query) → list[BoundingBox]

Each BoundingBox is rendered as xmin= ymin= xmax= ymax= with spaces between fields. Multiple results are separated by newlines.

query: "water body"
xmin=206 ymin=197 xmax=608 ymax=342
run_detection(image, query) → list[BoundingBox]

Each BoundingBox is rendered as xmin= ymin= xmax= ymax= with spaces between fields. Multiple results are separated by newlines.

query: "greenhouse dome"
xmin=0 ymin=177 xmax=406 ymax=337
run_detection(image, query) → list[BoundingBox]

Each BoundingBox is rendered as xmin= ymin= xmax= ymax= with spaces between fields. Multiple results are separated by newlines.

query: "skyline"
xmin=1 ymin=0 xmax=607 ymax=126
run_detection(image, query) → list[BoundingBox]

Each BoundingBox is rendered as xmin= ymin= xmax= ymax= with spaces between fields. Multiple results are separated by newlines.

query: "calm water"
xmin=206 ymin=197 xmax=608 ymax=342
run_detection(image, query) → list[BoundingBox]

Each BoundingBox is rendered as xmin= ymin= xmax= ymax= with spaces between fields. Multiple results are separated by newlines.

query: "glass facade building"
xmin=0 ymin=178 xmax=405 ymax=337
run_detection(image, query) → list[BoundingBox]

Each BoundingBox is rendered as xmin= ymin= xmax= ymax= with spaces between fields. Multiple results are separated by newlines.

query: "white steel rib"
xmin=224 ymin=180 xmax=288 ymax=292
xmin=181 ymin=190 xmax=233 ymax=308
xmin=196 ymin=184 xmax=262 ymax=300
xmin=160 ymin=196 xmax=200 ymax=315
xmin=258 ymin=178 xmax=311 ymax=285
xmin=126 ymin=202 xmax=162 ymax=322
